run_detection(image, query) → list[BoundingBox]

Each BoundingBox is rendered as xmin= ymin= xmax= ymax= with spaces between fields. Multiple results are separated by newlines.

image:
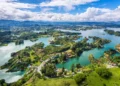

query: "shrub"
xmin=74 ymin=73 xmax=86 ymax=84
xmin=96 ymin=68 xmax=112 ymax=79
xmin=41 ymin=63 xmax=56 ymax=77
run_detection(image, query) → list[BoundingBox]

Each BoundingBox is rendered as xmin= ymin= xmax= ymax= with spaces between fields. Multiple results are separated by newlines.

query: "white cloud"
xmin=0 ymin=0 xmax=120 ymax=22
xmin=2 ymin=0 xmax=15 ymax=1
xmin=40 ymin=0 xmax=98 ymax=7
xmin=40 ymin=0 xmax=98 ymax=11
xmin=0 ymin=0 xmax=38 ymax=20
xmin=41 ymin=7 xmax=54 ymax=12
xmin=0 ymin=1 xmax=37 ymax=9
xmin=64 ymin=5 xmax=75 ymax=11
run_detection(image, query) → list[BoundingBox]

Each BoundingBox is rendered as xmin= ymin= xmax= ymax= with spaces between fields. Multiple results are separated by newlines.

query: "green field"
xmin=24 ymin=68 xmax=120 ymax=86
xmin=87 ymin=68 xmax=120 ymax=86
xmin=25 ymin=78 xmax=77 ymax=86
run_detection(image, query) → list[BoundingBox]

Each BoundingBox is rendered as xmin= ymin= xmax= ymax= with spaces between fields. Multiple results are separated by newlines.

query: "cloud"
xmin=40 ymin=0 xmax=98 ymax=7
xmin=40 ymin=0 xmax=98 ymax=11
xmin=41 ymin=7 xmax=54 ymax=12
xmin=0 ymin=0 xmax=38 ymax=20
xmin=64 ymin=5 xmax=75 ymax=11
xmin=0 ymin=0 xmax=120 ymax=22
xmin=1 ymin=0 xmax=17 ymax=2
xmin=0 ymin=0 xmax=37 ymax=9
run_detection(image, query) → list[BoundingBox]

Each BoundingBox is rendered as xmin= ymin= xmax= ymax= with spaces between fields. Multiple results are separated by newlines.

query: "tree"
xmin=0 ymin=79 xmax=6 ymax=86
xmin=76 ymin=63 xmax=81 ymax=69
xmin=61 ymin=53 xmax=67 ymax=61
xmin=35 ymin=72 xmax=41 ymax=79
xmin=96 ymin=68 xmax=112 ymax=79
xmin=74 ymin=73 xmax=86 ymax=85
xmin=75 ymin=48 xmax=83 ymax=56
xmin=62 ymin=67 xmax=65 ymax=73
xmin=71 ymin=64 xmax=75 ymax=72
xmin=88 ymin=54 xmax=95 ymax=63
xmin=41 ymin=63 xmax=57 ymax=77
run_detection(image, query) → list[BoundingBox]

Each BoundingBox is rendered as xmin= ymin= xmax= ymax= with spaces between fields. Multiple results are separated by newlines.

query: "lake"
xmin=56 ymin=28 xmax=120 ymax=70
xmin=0 ymin=28 xmax=120 ymax=83
xmin=0 ymin=37 xmax=50 ymax=83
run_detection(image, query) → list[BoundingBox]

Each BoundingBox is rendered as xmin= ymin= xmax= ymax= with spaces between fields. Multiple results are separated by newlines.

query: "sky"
xmin=0 ymin=0 xmax=120 ymax=22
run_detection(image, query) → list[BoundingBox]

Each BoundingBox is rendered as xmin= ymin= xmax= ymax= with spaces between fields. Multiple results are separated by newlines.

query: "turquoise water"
xmin=1 ymin=28 xmax=120 ymax=82
xmin=0 ymin=37 xmax=50 ymax=83
xmin=56 ymin=28 xmax=120 ymax=70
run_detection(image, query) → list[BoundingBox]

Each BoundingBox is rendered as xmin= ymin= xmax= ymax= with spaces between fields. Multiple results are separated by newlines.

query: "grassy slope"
xmin=24 ymin=68 xmax=120 ymax=86
xmin=25 ymin=78 xmax=77 ymax=86
xmin=87 ymin=68 xmax=120 ymax=86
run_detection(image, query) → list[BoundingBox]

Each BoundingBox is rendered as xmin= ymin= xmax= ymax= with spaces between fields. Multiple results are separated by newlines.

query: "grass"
xmin=23 ymin=68 xmax=120 ymax=86
xmin=33 ymin=61 xmax=41 ymax=66
xmin=24 ymin=78 xmax=77 ymax=86
xmin=86 ymin=68 xmax=120 ymax=86
xmin=30 ymin=50 xmax=35 ymax=61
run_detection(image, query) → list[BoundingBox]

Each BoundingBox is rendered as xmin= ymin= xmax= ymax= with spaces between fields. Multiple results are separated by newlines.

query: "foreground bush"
xmin=74 ymin=73 xmax=86 ymax=85
xmin=96 ymin=68 xmax=112 ymax=79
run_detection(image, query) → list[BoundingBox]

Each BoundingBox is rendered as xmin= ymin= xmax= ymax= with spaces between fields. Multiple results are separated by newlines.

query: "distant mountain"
xmin=0 ymin=20 xmax=120 ymax=30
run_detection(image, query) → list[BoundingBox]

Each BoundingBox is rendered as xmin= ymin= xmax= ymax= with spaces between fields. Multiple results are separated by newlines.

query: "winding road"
xmin=37 ymin=57 xmax=53 ymax=75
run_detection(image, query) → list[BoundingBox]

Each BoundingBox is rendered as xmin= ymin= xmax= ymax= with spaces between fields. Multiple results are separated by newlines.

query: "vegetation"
xmin=0 ymin=79 xmax=8 ymax=86
xmin=88 ymin=54 xmax=96 ymax=63
xmin=89 ymin=36 xmax=111 ymax=48
xmin=74 ymin=73 xmax=86 ymax=85
xmin=112 ymin=56 xmax=120 ymax=66
xmin=0 ymin=42 xmax=44 ymax=72
xmin=0 ymin=31 xmax=11 ymax=46
xmin=115 ymin=44 xmax=120 ymax=52
xmin=0 ymin=30 xmax=49 ymax=46
xmin=41 ymin=63 xmax=57 ymax=77
xmin=1 ymin=27 xmax=120 ymax=86
xmin=104 ymin=29 xmax=120 ymax=36
xmin=24 ymin=78 xmax=77 ymax=86
xmin=96 ymin=68 xmax=112 ymax=79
